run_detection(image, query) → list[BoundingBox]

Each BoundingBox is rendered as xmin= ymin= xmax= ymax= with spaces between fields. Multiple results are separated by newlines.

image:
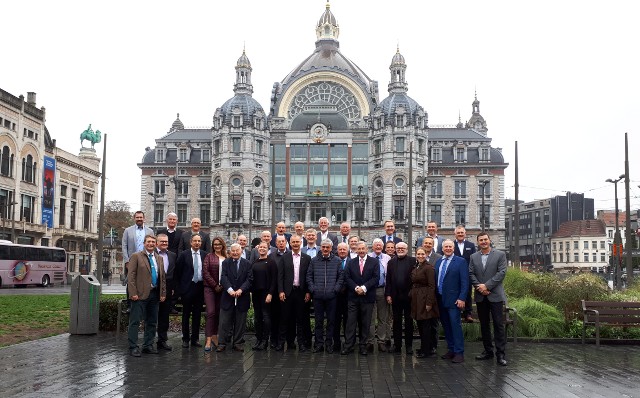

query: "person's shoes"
xmin=274 ymin=344 xmax=284 ymax=351
xmin=359 ymin=347 xmax=368 ymax=356
xmin=170 ymin=308 xmax=179 ymax=315
xmin=326 ymin=345 xmax=334 ymax=354
xmin=405 ymin=347 xmax=413 ymax=355
xmin=451 ymin=354 xmax=465 ymax=363
xmin=366 ymin=343 xmax=374 ymax=353
xmin=252 ymin=340 xmax=263 ymax=351
xmin=497 ymin=356 xmax=507 ymax=366
xmin=204 ymin=345 xmax=212 ymax=352
xmin=298 ymin=345 xmax=308 ymax=353
xmin=441 ymin=351 xmax=455 ymax=360
xmin=391 ymin=345 xmax=402 ymax=354
xmin=465 ymin=315 xmax=475 ymax=323
xmin=215 ymin=345 xmax=226 ymax=352
xmin=312 ymin=345 xmax=324 ymax=353
xmin=258 ymin=340 xmax=268 ymax=351
xmin=181 ymin=341 xmax=190 ymax=348
xmin=377 ymin=343 xmax=387 ymax=353
xmin=475 ymin=351 xmax=494 ymax=360
xmin=385 ymin=339 xmax=392 ymax=347
xmin=142 ymin=346 xmax=158 ymax=354
xmin=233 ymin=344 xmax=244 ymax=352
xmin=430 ymin=348 xmax=437 ymax=355
xmin=157 ymin=341 xmax=173 ymax=351
xmin=340 ymin=347 xmax=353 ymax=355
xmin=129 ymin=347 xmax=141 ymax=357
xmin=332 ymin=342 xmax=341 ymax=352
xmin=415 ymin=351 xmax=426 ymax=358
xmin=191 ymin=341 xmax=202 ymax=348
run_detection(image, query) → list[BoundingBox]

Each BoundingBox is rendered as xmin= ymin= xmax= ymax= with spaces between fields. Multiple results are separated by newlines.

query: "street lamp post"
xmin=356 ymin=185 xmax=364 ymax=239
xmin=247 ymin=188 xmax=253 ymax=243
xmin=9 ymin=201 xmax=18 ymax=243
xmin=415 ymin=176 xmax=428 ymax=243
xmin=479 ymin=179 xmax=490 ymax=232
xmin=148 ymin=192 xmax=164 ymax=234
xmin=606 ymin=174 xmax=625 ymax=290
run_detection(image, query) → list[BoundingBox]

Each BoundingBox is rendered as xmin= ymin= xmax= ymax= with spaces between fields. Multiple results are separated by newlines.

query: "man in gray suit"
xmin=468 ymin=232 xmax=507 ymax=366
xmin=122 ymin=211 xmax=154 ymax=311
xmin=422 ymin=236 xmax=441 ymax=354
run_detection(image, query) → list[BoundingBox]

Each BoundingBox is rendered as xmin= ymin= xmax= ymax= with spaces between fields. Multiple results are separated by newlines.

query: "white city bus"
xmin=0 ymin=240 xmax=67 ymax=287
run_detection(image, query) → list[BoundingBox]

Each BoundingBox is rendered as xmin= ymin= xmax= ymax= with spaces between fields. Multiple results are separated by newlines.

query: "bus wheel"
xmin=41 ymin=274 xmax=50 ymax=287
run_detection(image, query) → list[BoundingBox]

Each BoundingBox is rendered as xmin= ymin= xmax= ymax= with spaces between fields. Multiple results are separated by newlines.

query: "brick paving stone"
xmin=0 ymin=333 xmax=639 ymax=397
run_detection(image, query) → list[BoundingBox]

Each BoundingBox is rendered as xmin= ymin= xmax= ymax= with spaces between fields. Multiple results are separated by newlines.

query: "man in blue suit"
xmin=341 ymin=241 xmax=379 ymax=356
xmin=270 ymin=222 xmax=291 ymax=248
xmin=453 ymin=225 xmax=477 ymax=322
xmin=380 ymin=219 xmax=402 ymax=244
xmin=217 ymin=243 xmax=253 ymax=352
xmin=435 ymin=239 xmax=469 ymax=363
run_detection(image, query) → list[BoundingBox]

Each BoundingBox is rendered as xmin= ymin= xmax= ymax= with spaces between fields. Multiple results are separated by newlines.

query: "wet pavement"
xmin=0 ymin=332 xmax=638 ymax=398
xmin=0 ymin=284 xmax=125 ymax=295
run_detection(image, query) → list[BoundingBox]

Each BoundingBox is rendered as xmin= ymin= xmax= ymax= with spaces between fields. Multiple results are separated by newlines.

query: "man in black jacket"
xmin=155 ymin=233 xmax=177 ymax=351
xmin=276 ymin=235 xmax=312 ymax=351
xmin=385 ymin=242 xmax=415 ymax=354
xmin=307 ymin=239 xmax=343 ymax=353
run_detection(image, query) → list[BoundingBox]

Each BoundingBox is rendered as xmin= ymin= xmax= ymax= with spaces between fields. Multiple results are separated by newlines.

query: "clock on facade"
xmin=309 ymin=123 xmax=328 ymax=143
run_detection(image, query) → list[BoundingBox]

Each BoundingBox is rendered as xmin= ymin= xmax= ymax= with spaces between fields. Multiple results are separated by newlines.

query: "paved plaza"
xmin=0 ymin=332 xmax=639 ymax=398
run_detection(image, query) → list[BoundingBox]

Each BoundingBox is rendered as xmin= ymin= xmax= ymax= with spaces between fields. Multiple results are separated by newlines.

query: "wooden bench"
xmin=581 ymin=300 xmax=640 ymax=347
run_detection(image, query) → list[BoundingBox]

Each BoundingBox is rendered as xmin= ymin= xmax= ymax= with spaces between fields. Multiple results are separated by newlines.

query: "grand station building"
xmin=139 ymin=3 xmax=508 ymax=248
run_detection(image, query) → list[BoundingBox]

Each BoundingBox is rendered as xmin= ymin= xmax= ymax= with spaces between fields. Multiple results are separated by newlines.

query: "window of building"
xmin=430 ymin=204 xmax=442 ymax=225
xmin=0 ymin=146 xmax=14 ymax=177
xmin=330 ymin=144 xmax=348 ymax=160
xmin=559 ymin=242 xmax=563 ymax=251
xmin=351 ymin=164 xmax=367 ymax=194
xmin=559 ymin=253 xmax=564 ymax=262
xmin=179 ymin=148 xmax=188 ymax=162
xmin=154 ymin=204 xmax=164 ymax=226
xmin=330 ymin=164 xmax=348 ymax=195
xmin=352 ymin=143 xmax=368 ymax=160
xmin=154 ymin=180 xmax=165 ymax=195
xmin=600 ymin=241 xmax=605 ymax=249
xmin=395 ymin=162 xmax=405 ymax=167
xmin=479 ymin=205 xmax=490 ymax=227
xmin=59 ymin=198 xmax=66 ymax=226
xmin=309 ymin=144 xmax=328 ymax=160
xmin=583 ymin=253 xmax=589 ymax=262
xmin=21 ymin=194 xmax=35 ymax=223
xmin=83 ymin=204 xmax=91 ymax=230
xmin=289 ymin=164 xmax=307 ymax=194
xmin=177 ymin=204 xmax=187 ymax=225
xmin=454 ymin=205 xmax=466 ymax=225
xmin=256 ymin=140 xmax=263 ymax=155
xmin=213 ymin=140 xmax=220 ymax=155
xmin=429 ymin=181 xmax=442 ymax=198
xmin=416 ymin=200 xmax=423 ymax=223
xmin=552 ymin=242 xmax=556 ymax=251
xmin=202 ymin=149 xmax=210 ymax=163
xmin=213 ymin=199 xmax=221 ymax=222
xmin=591 ymin=241 xmax=597 ymax=249
xmin=331 ymin=202 xmax=348 ymax=223
xmin=155 ymin=148 xmax=165 ymax=162
xmin=553 ymin=253 xmax=557 ymax=262
xmin=21 ymin=154 xmax=36 ymax=183
xmin=231 ymin=199 xmax=242 ymax=221
xmin=431 ymin=147 xmax=442 ymax=162
xmin=394 ymin=178 xmax=404 ymax=188
xmin=373 ymin=139 xmax=382 ymax=155
xmin=583 ymin=241 xmax=589 ymax=250
xmin=455 ymin=147 xmax=466 ymax=162
xmin=310 ymin=202 xmax=326 ymax=221
xmin=70 ymin=201 xmax=76 ymax=229
xmin=479 ymin=147 xmax=490 ymax=162
xmin=395 ymin=137 xmax=405 ymax=153
xmin=233 ymin=115 xmax=241 ymax=127
xmin=253 ymin=199 xmax=262 ymax=221
xmin=177 ymin=180 xmax=189 ymax=196
xmin=309 ymin=164 xmax=328 ymax=193
xmin=200 ymin=180 xmax=211 ymax=198
xmin=200 ymin=204 xmax=210 ymax=225
xmin=393 ymin=198 xmax=405 ymax=220
xmin=84 ymin=193 xmax=93 ymax=203
xmin=454 ymin=180 xmax=467 ymax=198
xmin=478 ymin=181 xmax=491 ymax=197
xmin=418 ymin=139 xmax=425 ymax=155
xmin=72 ymin=188 xmax=78 ymax=199
xmin=60 ymin=185 xmax=67 ymax=197
xmin=573 ymin=241 xmax=579 ymax=250
xmin=232 ymin=138 xmax=241 ymax=153
xmin=600 ymin=253 xmax=606 ymax=262
xmin=374 ymin=200 xmax=383 ymax=222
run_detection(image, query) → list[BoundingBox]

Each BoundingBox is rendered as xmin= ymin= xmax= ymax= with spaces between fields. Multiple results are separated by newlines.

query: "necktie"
xmin=359 ymin=257 xmax=364 ymax=274
xmin=343 ymin=236 xmax=347 ymax=243
xmin=234 ymin=259 xmax=239 ymax=273
xmin=438 ymin=258 xmax=450 ymax=295
xmin=342 ymin=259 xmax=346 ymax=269
xmin=377 ymin=256 xmax=384 ymax=287
xmin=148 ymin=254 xmax=157 ymax=287
xmin=388 ymin=236 xmax=392 ymax=242
xmin=192 ymin=252 xmax=200 ymax=283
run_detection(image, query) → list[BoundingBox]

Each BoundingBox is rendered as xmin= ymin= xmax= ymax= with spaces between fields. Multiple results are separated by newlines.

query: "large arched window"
xmin=1 ymin=146 xmax=12 ymax=177
xmin=22 ymin=154 xmax=36 ymax=183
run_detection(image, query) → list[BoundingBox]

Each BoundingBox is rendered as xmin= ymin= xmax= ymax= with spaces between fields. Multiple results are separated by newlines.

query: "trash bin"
xmin=69 ymin=275 xmax=101 ymax=334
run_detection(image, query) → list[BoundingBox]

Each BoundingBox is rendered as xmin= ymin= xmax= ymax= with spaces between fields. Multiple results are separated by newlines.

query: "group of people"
xmin=125 ymin=213 xmax=508 ymax=366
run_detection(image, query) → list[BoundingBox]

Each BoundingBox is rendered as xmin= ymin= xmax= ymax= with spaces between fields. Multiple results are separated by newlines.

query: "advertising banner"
xmin=42 ymin=156 xmax=55 ymax=228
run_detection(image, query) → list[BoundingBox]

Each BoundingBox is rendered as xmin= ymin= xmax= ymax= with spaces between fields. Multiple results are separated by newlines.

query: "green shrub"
xmin=554 ymin=273 xmax=608 ymax=320
xmin=504 ymin=268 xmax=561 ymax=301
xmin=99 ymin=296 xmax=127 ymax=331
xmin=510 ymin=297 xmax=565 ymax=339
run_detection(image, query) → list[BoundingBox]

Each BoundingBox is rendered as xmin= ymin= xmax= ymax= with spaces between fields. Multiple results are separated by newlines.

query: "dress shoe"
xmin=270 ymin=342 xmax=277 ymax=349
xmin=430 ymin=348 xmax=437 ymax=355
xmin=204 ymin=345 xmax=212 ymax=352
xmin=475 ymin=351 xmax=494 ymax=360
xmin=405 ymin=347 xmax=413 ymax=355
xmin=157 ymin=341 xmax=173 ymax=351
xmin=233 ymin=344 xmax=244 ymax=352
xmin=181 ymin=341 xmax=190 ymax=348
xmin=415 ymin=351 xmax=426 ymax=358
xmin=465 ymin=315 xmax=475 ymax=323
xmin=326 ymin=345 xmax=334 ymax=354
xmin=191 ymin=341 xmax=202 ymax=348
xmin=215 ymin=345 xmax=226 ymax=352
xmin=497 ymin=356 xmax=507 ymax=366
xmin=359 ymin=347 xmax=368 ymax=356
xmin=332 ymin=343 xmax=341 ymax=352
xmin=142 ymin=346 xmax=159 ymax=354
xmin=377 ymin=343 xmax=387 ymax=353
xmin=274 ymin=344 xmax=284 ymax=351
xmin=366 ymin=343 xmax=374 ymax=353
xmin=441 ymin=351 xmax=455 ymax=360
xmin=129 ymin=347 xmax=141 ymax=357
xmin=340 ymin=347 xmax=353 ymax=355
xmin=298 ymin=345 xmax=308 ymax=353
xmin=451 ymin=354 xmax=465 ymax=363
xmin=312 ymin=346 xmax=324 ymax=353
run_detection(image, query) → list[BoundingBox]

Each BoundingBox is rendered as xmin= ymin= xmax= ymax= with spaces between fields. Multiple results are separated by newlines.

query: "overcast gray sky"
xmin=4 ymin=0 xmax=639 ymax=212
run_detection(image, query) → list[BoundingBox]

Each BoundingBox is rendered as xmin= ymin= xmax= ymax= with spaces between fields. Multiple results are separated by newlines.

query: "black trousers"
xmin=344 ymin=300 xmax=373 ymax=350
xmin=428 ymin=316 xmax=439 ymax=350
xmin=417 ymin=318 xmax=438 ymax=353
xmin=157 ymin=279 xmax=174 ymax=343
xmin=181 ymin=281 xmax=204 ymax=343
xmin=279 ymin=287 xmax=311 ymax=347
xmin=464 ymin=284 xmax=474 ymax=316
xmin=270 ymin=299 xmax=281 ymax=345
xmin=252 ymin=289 xmax=272 ymax=342
xmin=391 ymin=297 xmax=413 ymax=348
xmin=333 ymin=291 xmax=348 ymax=347
xmin=477 ymin=299 xmax=506 ymax=356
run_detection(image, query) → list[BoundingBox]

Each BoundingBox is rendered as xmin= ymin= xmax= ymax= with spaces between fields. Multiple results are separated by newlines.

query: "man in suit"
xmin=217 ymin=243 xmax=253 ymax=352
xmin=178 ymin=218 xmax=211 ymax=253
xmin=416 ymin=221 xmax=443 ymax=254
xmin=122 ymin=211 xmax=154 ymax=311
xmin=339 ymin=222 xmax=351 ymax=245
xmin=156 ymin=212 xmax=183 ymax=254
xmin=367 ymin=238 xmax=392 ymax=352
xmin=423 ymin=236 xmax=442 ymax=354
xmin=317 ymin=217 xmax=338 ymax=252
xmin=435 ymin=239 xmax=469 ymax=363
xmin=469 ymin=232 xmax=508 ymax=366
xmin=269 ymin=235 xmax=288 ymax=348
xmin=293 ymin=221 xmax=307 ymax=247
xmin=341 ymin=241 xmax=380 ymax=356
xmin=127 ymin=234 xmax=166 ymax=357
xmin=385 ymin=242 xmax=415 ymax=354
xmin=155 ymin=233 xmax=176 ymax=351
xmin=348 ymin=236 xmax=360 ymax=259
xmin=454 ymin=225 xmax=477 ymax=322
xmin=174 ymin=234 xmax=207 ymax=348
xmin=333 ymin=242 xmax=350 ymax=351
xmin=250 ymin=230 xmax=273 ymax=263
xmin=380 ymin=220 xmax=402 ymax=244
xmin=237 ymin=234 xmax=251 ymax=260
xmin=270 ymin=222 xmax=292 ymax=248
xmin=302 ymin=228 xmax=319 ymax=258
xmin=276 ymin=234 xmax=312 ymax=351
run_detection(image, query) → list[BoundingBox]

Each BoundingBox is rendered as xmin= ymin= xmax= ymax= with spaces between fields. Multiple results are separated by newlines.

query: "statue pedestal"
xmin=79 ymin=147 xmax=97 ymax=158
